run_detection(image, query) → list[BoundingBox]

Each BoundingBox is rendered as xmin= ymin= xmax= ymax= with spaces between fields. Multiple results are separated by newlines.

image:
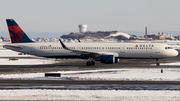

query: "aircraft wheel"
xmin=156 ymin=59 xmax=160 ymax=66
xmin=91 ymin=61 xmax=95 ymax=66
xmin=86 ymin=61 xmax=92 ymax=66
xmin=156 ymin=63 xmax=160 ymax=66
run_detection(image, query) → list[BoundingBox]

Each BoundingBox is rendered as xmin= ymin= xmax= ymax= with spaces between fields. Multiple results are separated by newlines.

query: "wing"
xmin=59 ymin=39 xmax=119 ymax=58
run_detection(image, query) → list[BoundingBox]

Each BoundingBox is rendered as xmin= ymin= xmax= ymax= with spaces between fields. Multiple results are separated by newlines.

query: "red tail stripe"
xmin=9 ymin=32 xmax=15 ymax=43
xmin=8 ymin=26 xmax=25 ymax=43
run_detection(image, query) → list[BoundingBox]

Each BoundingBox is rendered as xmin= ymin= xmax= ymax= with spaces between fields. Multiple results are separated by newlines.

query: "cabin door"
xmin=30 ymin=44 xmax=36 ymax=54
xmin=120 ymin=46 xmax=125 ymax=53
xmin=76 ymin=45 xmax=82 ymax=50
xmin=155 ymin=45 xmax=160 ymax=53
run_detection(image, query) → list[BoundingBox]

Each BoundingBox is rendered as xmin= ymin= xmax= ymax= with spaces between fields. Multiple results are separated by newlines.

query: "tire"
xmin=156 ymin=63 xmax=160 ymax=66
xmin=86 ymin=61 xmax=91 ymax=66
xmin=91 ymin=61 xmax=95 ymax=66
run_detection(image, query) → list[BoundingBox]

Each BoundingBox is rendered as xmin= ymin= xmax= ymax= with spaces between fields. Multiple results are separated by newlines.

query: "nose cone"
xmin=172 ymin=50 xmax=179 ymax=57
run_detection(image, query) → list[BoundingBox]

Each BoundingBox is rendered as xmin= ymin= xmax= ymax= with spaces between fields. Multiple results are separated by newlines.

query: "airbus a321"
xmin=3 ymin=19 xmax=178 ymax=66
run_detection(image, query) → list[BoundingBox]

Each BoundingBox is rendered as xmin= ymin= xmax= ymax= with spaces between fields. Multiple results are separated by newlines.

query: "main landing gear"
xmin=86 ymin=60 xmax=95 ymax=66
xmin=86 ymin=58 xmax=95 ymax=66
xmin=156 ymin=59 xmax=160 ymax=66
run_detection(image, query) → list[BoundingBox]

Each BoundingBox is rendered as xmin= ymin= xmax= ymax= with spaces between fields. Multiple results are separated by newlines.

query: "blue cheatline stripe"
xmin=6 ymin=19 xmax=18 ymax=26
xmin=9 ymin=30 xmax=17 ymax=43
xmin=20 ymin=33 xmax=34 ymax=43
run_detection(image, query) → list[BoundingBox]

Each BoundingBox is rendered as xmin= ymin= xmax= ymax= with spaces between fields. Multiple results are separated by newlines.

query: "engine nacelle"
xmin=100 ymin=55 xmax=115 ymax=64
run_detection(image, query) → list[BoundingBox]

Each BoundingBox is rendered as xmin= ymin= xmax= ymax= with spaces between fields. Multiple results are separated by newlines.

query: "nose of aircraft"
xmin=172 ymin=50 xmax=179 ymax=57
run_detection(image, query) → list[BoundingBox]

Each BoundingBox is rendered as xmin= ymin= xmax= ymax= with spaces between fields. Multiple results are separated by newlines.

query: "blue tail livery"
xmin=6 ymin=19 xmax=33 ymax=43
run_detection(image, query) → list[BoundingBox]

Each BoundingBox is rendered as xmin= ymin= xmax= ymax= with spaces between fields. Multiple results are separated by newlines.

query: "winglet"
xmin=59 ymin=39 xmax=69 ymax=50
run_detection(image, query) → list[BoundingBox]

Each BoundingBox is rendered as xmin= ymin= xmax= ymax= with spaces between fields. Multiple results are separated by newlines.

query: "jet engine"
xmin=100 ymin=55 xmax=115 ymax=64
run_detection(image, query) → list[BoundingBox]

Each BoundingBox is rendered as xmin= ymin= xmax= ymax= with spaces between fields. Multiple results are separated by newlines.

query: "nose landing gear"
xmin=156 ymin=59 xmax=160 ymax=66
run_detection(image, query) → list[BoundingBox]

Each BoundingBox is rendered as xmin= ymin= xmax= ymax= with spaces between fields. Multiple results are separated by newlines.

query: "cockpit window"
xmin=165 ymin=47 xmax=173 ymax=49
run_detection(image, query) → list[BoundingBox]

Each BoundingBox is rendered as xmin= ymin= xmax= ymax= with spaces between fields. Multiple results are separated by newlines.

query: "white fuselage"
xmin=3 ymin=42 xmax=178 ymax=59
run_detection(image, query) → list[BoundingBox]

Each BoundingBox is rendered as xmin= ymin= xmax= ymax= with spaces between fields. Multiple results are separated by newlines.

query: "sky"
xmin=0 ymin=0 xmax=180 ymax=38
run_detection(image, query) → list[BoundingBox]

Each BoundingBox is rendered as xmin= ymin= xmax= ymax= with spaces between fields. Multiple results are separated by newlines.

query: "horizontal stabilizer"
xmin=3 ymin=45 xmax=23 ymax=49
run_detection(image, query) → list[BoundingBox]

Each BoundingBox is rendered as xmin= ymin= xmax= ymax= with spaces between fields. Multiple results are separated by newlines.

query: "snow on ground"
xmin=0 ymin=49 xmax=34 ymax=58
xmin=0 ymin=72 xmax=66 ymax=80
xmin=0 ymin=50 xmax=21 ymax=56
xmin=0 ymin=58 xmax=59 ymax=65
xmin=154 ymin=62 xmax=180 ymax=66
xmin=0 ymin=49 xmax=59 ymax=65
xmin=0 ymin=67 xmax=180 ymax=100
xmin=62 ymin=68 xmax=180 ymax=81
xmin=0 ymin=68 xmax=180 ymax=81
xmin=107 ymin=32 xmax=131 ymax=39
xmin=0 ymin=90 xmax=179 ymax=100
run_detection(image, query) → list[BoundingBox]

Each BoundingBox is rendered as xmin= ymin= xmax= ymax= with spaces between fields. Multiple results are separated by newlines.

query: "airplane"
xmin=3 ymin=19 xmax=179 ymax=66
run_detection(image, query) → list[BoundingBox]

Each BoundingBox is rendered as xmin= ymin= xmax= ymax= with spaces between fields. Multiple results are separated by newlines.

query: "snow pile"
xmin=0 ymin=90 xmax=179 ymax=100
xmin=0 ymin=68 xmax=180 ymax=81
xmin=107 ymin=32 xmax=131 ymax=39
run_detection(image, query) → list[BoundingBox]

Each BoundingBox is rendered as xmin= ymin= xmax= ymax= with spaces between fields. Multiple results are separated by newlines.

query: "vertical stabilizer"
xmin=6 ymin=19 xmax=33 ymax=43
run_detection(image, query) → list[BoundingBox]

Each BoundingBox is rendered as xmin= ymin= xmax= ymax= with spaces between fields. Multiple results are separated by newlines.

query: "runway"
xmin=0 ymin=80 xmax=180 ymax=90
xmin=0 ymin=54 xmax=180 ymax=90
xmin=1 ymin=79 xmax=180 ymax=85
xmin=0 ymin=54 xmax=180 ymax=100
xmin=1 ymin=55 xmax=180 ymax=74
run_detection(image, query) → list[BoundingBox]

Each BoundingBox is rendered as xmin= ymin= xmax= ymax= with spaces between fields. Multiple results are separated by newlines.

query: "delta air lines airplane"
xmin=3 ymin=19 xmax=178 ymax=66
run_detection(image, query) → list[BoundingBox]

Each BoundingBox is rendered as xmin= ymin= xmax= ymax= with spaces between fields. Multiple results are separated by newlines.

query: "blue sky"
xmin=0 ymin=0 xmax=180 ymax=38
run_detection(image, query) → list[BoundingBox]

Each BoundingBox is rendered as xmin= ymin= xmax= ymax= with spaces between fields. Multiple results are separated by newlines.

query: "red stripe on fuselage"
xmin=8 ymin=26 xmax=25 ymax=43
